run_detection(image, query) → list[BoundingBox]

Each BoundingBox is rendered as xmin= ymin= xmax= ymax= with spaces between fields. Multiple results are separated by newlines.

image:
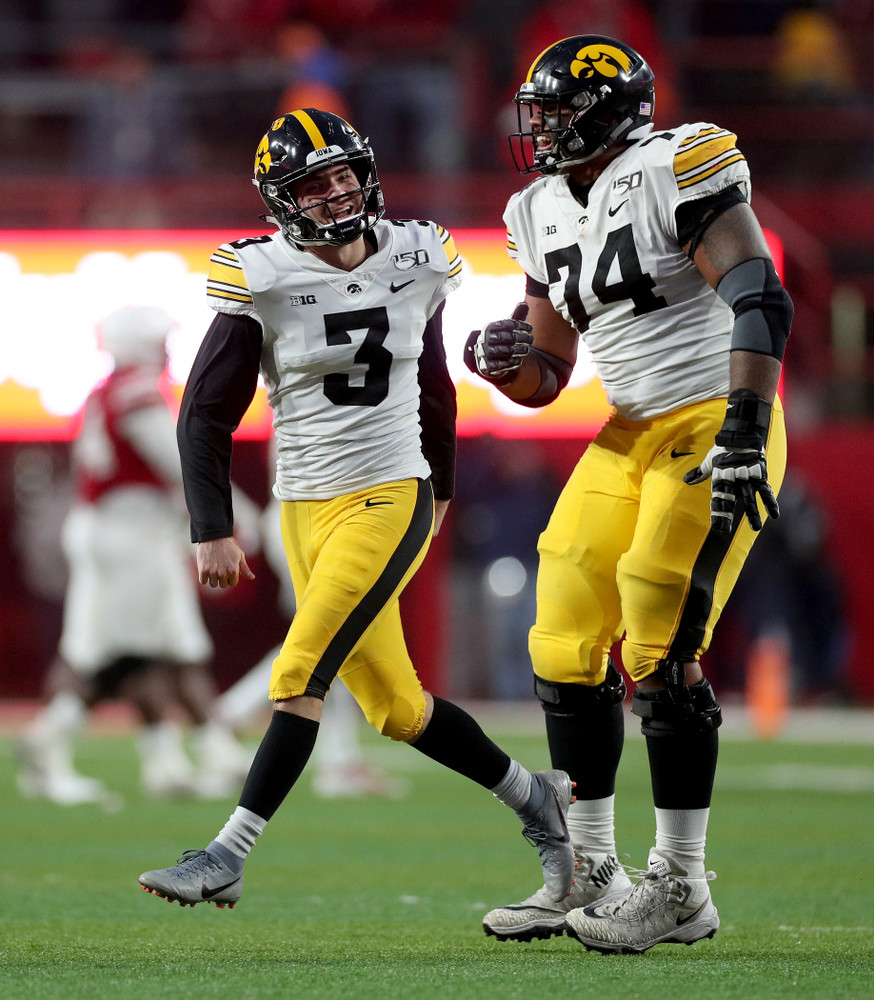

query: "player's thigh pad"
xmin=269 ymin=478 xmax=433 ymax=702
xmin=619 ymin=398 xmax=787 ymax=681
xmin=338 ymin=606 xmax=427 ymax=742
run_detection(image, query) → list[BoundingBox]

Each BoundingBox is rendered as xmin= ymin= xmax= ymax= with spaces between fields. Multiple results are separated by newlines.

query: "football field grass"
xmin=1 ymin=707 xmax=872 ymax=1000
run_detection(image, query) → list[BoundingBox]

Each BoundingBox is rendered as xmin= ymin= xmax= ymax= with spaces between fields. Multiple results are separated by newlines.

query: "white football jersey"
xmin=505 ymin=122 xmax=752 ymax=421
xmin=205 ymin=220 xmax=462 ymax=500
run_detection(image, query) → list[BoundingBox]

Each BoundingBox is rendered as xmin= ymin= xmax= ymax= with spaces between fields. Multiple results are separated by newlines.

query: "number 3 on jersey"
xmin=545 ymin=225 xmax=667 ymax=329
xmin=323 ymin=307 xmax=392 ymax=406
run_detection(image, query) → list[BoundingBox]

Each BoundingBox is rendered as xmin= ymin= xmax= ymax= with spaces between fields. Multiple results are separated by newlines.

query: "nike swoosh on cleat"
xmin=676 ymin=903 xmax=708 ymax=926
xmin=607 ymin=200 xmax=629 ymax=217
xmin=671 ymin=448 xmax=695 ymax=458
xmin=364 ymin=499 xmax=392 ymax=507
xmin=390 ymin=279 xmax=415 ymax=293
xmin=201 ymin=878 xmax=241 ymax=899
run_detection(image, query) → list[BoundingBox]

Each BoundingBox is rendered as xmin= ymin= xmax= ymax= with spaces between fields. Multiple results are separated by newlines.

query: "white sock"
xmin=27 ymin=691 xmax=87 ymax=744
xmin=138 ymin=720 xmax=187 ymax=757
xmin=566 ymin=795 xmax=617 ymax=855
xmin=491 ymin=759 xmax=533 ymax=813
xmin=654 ymin=807 xmax=710 ymax=876
xmin=213 ymin=806 xmax=266 ymax=860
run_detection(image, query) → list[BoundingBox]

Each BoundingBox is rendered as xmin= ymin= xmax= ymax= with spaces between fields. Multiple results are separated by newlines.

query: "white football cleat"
xmin=565 ymin=851 xmax=720 ymax=954
xmin=483 ymin=851 xmax=632 ymax=941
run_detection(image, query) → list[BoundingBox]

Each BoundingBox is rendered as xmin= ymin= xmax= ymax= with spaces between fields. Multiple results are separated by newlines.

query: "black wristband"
xmin=714 ymin=389 xmax=772 ymax=450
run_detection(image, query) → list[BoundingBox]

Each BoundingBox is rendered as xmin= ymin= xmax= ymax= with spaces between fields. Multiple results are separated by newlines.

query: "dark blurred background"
xmin=1 ymin=0 xmax=873 ymax=710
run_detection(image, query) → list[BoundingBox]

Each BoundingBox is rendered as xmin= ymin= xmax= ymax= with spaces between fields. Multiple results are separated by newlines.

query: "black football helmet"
xmin=509 ymin=35 xmax=655 ymax=174
xmin=253 ymin=109 xmax=384 ymax=245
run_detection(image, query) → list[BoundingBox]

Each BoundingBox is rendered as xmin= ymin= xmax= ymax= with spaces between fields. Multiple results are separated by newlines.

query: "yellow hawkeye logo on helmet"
xmin=254 ymin=134 xmax=272 ymax=176
xmin=571 ymin=44 xmax=632 ymax=80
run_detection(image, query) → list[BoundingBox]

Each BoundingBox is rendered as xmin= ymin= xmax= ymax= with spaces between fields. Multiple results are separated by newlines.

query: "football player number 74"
xmin=545 ymin=225 xmax=668 ymax=330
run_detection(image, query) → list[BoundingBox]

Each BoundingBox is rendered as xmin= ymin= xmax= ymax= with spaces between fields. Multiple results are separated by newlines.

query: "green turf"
xmin=1 ymin=723 xmax=872 ymax=1000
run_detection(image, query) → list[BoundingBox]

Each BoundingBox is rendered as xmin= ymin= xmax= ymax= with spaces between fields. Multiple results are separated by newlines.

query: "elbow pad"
xmin=514 ymin=348 xmax=574 ymax=408
xmin=717 ymin=257 xmax=793 ymax=361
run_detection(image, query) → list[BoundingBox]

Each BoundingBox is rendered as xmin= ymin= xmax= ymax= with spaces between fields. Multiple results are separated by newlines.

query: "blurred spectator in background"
xmin=66 ymin=37 xmax=192 ymax=177
xmin=725 ymin=474 xmax=851 ymax=702
xmin=16 ymin=306 xmax=253 ymax=806
xmin=272 ymin=21 xmax=351 ymax=121
xmin=337 ymin=0 xmax=467 ymax=173
xmin=178 ymin=0 xmax=294 ymax=64
xmin=451 ymin=437 xmax=561 ymax=699
xmin=773 ymin=1 xmax=857 ymax=105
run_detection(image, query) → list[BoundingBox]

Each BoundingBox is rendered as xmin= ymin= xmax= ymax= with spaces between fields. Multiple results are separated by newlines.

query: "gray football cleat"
xmin=483 ymin=850 xmax=632 ymax=941
xmin=519 ymin=770 xmax=575 ymax=902
xmin=139 ymin=849 xmax=243 ymax=908
xmin=565 ymin=851 xmax=720 ymax=954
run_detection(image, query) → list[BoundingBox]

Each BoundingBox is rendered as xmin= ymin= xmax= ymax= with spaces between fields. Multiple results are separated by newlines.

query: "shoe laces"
xmin=172 ymin=849 xmax=223 ymax=875
xmin=601 ymin=865 xmax=716 ymax=919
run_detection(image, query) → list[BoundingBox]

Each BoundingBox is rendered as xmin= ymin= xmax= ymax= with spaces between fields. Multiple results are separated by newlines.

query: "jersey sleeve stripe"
xmin=439 ymin=228 xmax=463 ymax=277
xmin=206 ymin=286 xmax=254 ymax=304
xmin=210 ymin=249 xmax=244 ymax=269
xmin=674 ymin=133 xmax=739 ymax=177
xmin=207 ymin=247 xmax=253 ymax=304
xmin=676 ymin=152 xmax=746 ymax=189
xmin=679 ymin=126 xmax=728 ymax=147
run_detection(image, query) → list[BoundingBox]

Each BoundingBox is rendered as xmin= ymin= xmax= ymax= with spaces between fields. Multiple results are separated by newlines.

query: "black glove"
xmin=463 ymin=303 xmax=533 ymax=383
xmin=683 ymin=389 xmax=780 ymax=533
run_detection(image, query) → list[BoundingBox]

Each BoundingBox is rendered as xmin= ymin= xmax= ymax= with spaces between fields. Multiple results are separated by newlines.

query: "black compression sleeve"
xmin=675 ymin=184 xmax=747 ymax=259
xmin=177 ymin=312 xmax=263 ymax=541
xmin=417 ymin=301 xmax=457 ymax=500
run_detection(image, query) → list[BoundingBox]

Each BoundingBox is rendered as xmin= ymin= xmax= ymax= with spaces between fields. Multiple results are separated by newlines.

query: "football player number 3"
xmin=545 ymin=225 xmax=667 ymax=327
xmin=323 ymin=307 xmax=392 ymax=406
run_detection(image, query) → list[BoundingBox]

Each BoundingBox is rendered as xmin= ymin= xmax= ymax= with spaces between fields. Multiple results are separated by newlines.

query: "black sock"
xmin=411 ymin=696 xmax=511 ymax=789
xmin=543 ymin=699 xmax=624 ymax=800
xmin=646 ymin=728 xmax=719 ymax=809
xmin=237 ymin=711 xmax=320 ymax=821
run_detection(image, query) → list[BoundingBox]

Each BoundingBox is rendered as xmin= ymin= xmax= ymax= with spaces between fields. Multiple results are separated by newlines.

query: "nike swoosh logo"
xmin=607 ymin=200 xmax=629 ymax=217
xmin=364 ymin=499 xmax=392 ymax=507
xmin=676 ymin=902 xmax=708 ymax=926
xmin=390 ymin=279 xmax=415 ymax=293
xmin=671 ymin=448 xmax=695 ymax=458
xmin=201 ymin=877 xmax=241 ymax=899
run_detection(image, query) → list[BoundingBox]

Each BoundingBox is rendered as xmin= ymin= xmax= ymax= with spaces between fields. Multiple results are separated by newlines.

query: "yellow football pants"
xmin=530 ymin=397 xmax=787 ymax=685
xmin=270 ymin=477 xmax=433 ymax=742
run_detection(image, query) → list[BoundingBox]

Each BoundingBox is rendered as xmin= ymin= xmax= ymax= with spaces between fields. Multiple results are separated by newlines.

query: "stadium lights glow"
xmin=0 ymin=228 xmax=782 ymax=441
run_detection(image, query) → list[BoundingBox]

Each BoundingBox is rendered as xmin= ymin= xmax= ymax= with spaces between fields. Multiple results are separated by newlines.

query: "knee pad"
xmin=534 ymin=659 xmax=627 ymax=718
xmin=369 ymin=691 xmax=427 ymax=743
xmin=632 ymin=677 xmax=723 ymax=737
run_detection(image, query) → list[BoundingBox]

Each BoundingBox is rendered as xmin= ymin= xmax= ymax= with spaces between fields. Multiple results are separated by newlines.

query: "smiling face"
xmin=290 ymin=162 xmax=365 ymax=229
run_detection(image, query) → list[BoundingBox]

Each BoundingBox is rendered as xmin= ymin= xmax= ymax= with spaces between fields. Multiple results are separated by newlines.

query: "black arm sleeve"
xmin=417 ymin=301 xmax=457 ymax=500
xmin=675 ymin=184 xmax=748 ymax=259
xmin=177 ymin=312 xmax=263 ymax=542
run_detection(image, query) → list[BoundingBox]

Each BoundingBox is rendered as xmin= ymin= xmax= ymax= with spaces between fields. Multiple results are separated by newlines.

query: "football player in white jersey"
xmin=466 ymin=37 xmax=792 ymax=953
xmin=17 ymin=306 xmax=252 ymax=806
xmin=139 ymin=109 xmax=577 ymax=913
